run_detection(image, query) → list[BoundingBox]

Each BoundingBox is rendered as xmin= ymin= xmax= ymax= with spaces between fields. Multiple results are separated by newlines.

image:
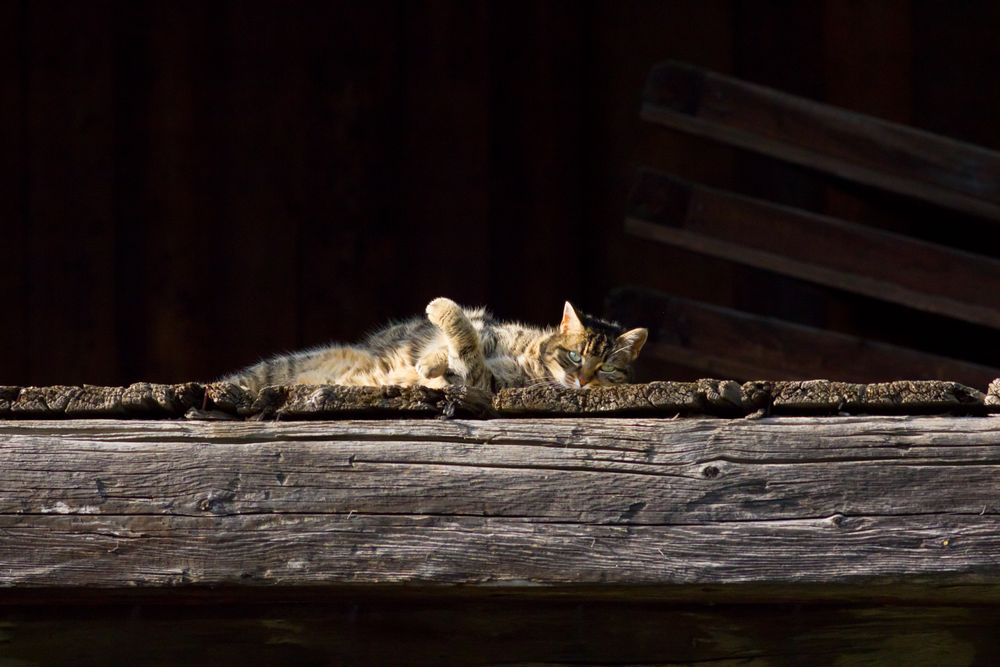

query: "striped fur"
xmin=221 ymin=298 xmax=647 ymax=392
xmin=424 ymin=298 xmax=491 ymax=390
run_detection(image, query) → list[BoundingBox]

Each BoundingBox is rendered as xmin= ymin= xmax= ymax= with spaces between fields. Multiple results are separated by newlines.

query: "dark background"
xmin=4 ymin=0 xmax=1000 ymax=386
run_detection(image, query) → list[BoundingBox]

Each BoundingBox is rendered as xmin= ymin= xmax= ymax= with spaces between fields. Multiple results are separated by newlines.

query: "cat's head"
xmin=543 ymin=302 xmax=648 ymax=388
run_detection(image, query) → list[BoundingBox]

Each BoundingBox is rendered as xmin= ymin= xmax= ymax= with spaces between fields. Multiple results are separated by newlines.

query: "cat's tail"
xmin=217 ymin=364 xmax=267 ymax=392
xmin=425 ymin=297 xmax=491 ymax=391
xmin=218 ymin=349 xmax=320 ymax=392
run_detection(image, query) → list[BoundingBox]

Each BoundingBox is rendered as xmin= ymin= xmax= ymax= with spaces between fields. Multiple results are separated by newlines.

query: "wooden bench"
xmin=641 ymin=61 xmax=1000 ymax=221
xmin=609 ymin=286 xmax=1000 ymax=387
xmin=615 ymin=61 xmax=1000 ymax=385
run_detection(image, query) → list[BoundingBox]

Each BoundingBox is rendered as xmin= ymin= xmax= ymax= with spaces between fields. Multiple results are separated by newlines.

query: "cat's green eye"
xmin=567 ymin=350 xmax=582 ymax=364
xmin=600 ymin=363 xmax=617 ymax=373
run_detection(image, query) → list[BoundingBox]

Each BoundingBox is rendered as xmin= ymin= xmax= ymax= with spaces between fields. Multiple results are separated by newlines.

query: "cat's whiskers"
xmin=523 ymin=377 xmax=566 ymax=390
xmin=608 ymin=345 xmax=632 ymax=358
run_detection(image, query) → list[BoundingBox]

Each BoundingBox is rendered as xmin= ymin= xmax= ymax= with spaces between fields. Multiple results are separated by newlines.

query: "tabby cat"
xmin=222 ymin=298 xmax=647 ymax=392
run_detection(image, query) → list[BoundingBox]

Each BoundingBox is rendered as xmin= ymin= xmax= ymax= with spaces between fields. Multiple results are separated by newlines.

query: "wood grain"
xmin=608 ymin=286 xmax=1000 ymax=387
xmin=642 ymin=60 xmax=1000 ymax=220
xmin=4 ymin=416 xmax=1000 ymax=597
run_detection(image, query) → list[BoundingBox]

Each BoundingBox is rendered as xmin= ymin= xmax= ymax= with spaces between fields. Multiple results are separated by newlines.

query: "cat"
xmin=221 ymin=297 xmax=647 ymax=393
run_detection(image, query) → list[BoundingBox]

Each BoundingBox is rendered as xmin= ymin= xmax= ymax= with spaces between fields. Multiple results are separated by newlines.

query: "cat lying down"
xmin=222 ymin=298 xmax=647 ymax=393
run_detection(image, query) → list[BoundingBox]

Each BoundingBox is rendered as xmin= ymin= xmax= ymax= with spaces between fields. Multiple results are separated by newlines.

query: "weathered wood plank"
xmin=0 ymin=383 xmax=494 ymax=419
xmin=1 ymin=380 xmax=988 ymax=420
xmin=3 ymin=512 xmax=1000 ymax=588
xmin=989 ymin=378 xmax=1000 ymax=407
xmin=4 ymin=416 xmax=1000 ymax=523
xmin=493 ymin=378 xmax=744 ymax=415
xmin=608 ymin=287 xmax=1000 ymax=388
xmin=3 ymin=417 xmax=1000 ymax=596
xmin=642 ymin=60 xmax=1000 ymax=220
xmin=626 ymin=170 xmax=1000 ymax=329
xmin=2 ymin=383 xmax=202 ymax=418
xmin=755 ymin=379 xmax=984 ymax=414
xmin=259 ymin=384 xmax=495 ymax=419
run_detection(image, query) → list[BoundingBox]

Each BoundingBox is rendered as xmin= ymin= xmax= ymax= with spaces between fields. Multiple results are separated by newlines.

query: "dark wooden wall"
xmin=4 ymin=0 xmax=1000 ymax=386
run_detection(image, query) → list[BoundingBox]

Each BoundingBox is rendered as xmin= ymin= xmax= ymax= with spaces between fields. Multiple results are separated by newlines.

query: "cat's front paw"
xmin=416 ymin=348 xmax=449 ymax=379
xmin=425 ymin=297 xmax=461 ymax=328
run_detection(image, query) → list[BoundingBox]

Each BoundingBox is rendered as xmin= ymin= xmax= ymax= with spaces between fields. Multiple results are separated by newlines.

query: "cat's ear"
xmin=560 ymin=301 xmax=585 ymax=335
xmin=616 ymin=328 xmax=648 ymax=360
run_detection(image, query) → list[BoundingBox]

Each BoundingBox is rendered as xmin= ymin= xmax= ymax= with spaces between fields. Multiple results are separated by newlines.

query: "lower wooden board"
xmin=4 ymin=417 xmax=1000 ymax=598
xmin=3 ymin=595 xmax=999 ymax=666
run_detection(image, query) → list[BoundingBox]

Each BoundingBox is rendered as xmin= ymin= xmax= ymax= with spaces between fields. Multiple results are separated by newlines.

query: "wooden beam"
xmin=607 ymin=287 xmax=1000 ymax=387
xmin=5 ymin=417 xmax=1000 ymax=599
xmin=642 ymin=61 xmax=1000 ymax=221
xmin=626 ymin=170 xmax=1000 ymax=329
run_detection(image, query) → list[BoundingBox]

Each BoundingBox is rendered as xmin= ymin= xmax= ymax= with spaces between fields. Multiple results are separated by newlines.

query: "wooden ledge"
xmin=0 ymin=379 xmax=993 ymax=420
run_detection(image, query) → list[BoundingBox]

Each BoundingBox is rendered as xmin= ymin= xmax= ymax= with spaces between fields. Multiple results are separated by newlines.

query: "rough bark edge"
xmin=987 ymin=378 xmax=1000 ymax=411
xmin=0 ymin=380 xmax=989 ymax=419
xmin=258 ymin=384 xmax=496 ymax=420
xmin=744 ymin=380 xmax=988 ymax=415
xmin=4 ymin=384 xmax=203 ymax=418
xmin=491 ymin=379 xmax=744 ymax=416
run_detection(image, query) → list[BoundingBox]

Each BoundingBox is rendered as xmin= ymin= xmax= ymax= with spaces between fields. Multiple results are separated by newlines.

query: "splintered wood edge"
xmin=492 ymin=380 xmax=745 ymax=416
xmin=0 ymin=379 xmax=995 ymax=419
xmin=0 ymin=383 xmax=496 ymax=421
xmin=751 ymin=380 xmax=989 ymax=416
xmin=988 ymin=379 xmax=1000 ymax=407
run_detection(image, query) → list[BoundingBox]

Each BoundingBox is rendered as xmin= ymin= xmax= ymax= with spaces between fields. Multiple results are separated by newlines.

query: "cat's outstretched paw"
xmin=416 ymin=348 xmax=449 ymax=379
xmin=426 ymin=297 xmax=462 ymax=328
